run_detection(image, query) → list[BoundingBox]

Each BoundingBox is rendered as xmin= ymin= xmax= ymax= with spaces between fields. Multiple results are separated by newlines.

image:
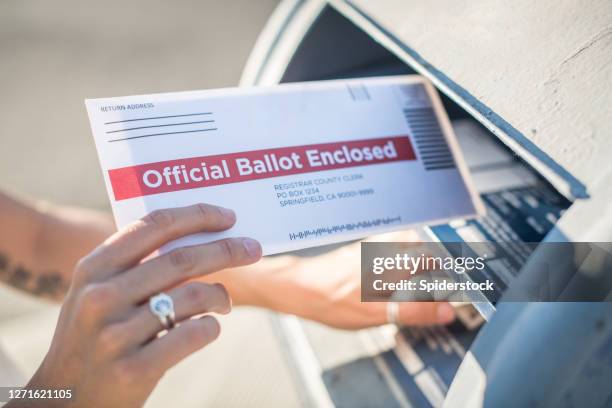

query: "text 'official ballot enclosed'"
xmin=86 ymin=76 xmax=485 ymax=255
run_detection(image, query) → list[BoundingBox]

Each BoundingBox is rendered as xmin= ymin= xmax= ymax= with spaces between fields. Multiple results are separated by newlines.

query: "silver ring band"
xmin=387 ymin=302 xmax=400 ymax=326
xmin=149 ymin=293 xmax=176 ymax=330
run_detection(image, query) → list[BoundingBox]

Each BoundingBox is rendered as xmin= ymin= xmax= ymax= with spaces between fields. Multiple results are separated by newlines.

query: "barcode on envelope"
xmin=404 ymin=107 xmax=456 ymax=171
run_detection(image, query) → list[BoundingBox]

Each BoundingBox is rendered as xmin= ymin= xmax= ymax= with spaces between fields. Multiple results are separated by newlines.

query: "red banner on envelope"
xmin=108 ymin=135 xmax=416 ymax=201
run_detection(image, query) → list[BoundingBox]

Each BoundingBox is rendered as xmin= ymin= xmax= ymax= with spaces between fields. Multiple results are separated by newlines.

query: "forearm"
xmin=35 ymin=202 xmax=115 ymax=280
xmin=0 ymin=192 xmax=114 ymax=301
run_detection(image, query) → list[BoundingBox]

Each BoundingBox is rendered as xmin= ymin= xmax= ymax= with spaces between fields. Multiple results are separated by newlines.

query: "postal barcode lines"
xmin=289 ymin=216 xmax=402 ymax=241
xmin=403 ymin=107 xmax=456 ymax=170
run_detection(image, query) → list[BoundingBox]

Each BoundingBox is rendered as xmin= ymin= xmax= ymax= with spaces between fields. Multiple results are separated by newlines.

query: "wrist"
xmin=214 ymin=266 xmax=262 ymax=307
xmin=216 ymin=255 xmax=303 ymax=309
xmin=243 ymin=256 xmax=328 ymax=320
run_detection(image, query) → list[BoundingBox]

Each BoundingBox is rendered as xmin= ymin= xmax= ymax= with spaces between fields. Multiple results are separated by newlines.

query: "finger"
xmin=131 ymin=316 xmax=220 ymax=376
xmin=396 ymin=302 xmax=456 ymax=326
xmin=121 ymin=282 xmax=231 ymax=347
xmin=113 ymin=237 xmax=261 ymax=304
xmin=352 ymin=302 xmax=455 ymax=328
xmin=83 ymin=203 xmax=236 ymax=277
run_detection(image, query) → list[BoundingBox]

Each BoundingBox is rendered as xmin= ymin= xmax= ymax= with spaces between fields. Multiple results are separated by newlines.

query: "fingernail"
xmin=214 ymin=283 xmax=232 ymax=314
xmin=437 ymin=303 xmax=455 ymax=323
xmin=242 ymin=238 xmax=262 ymax=259
xmin=219 ymin=207 xmax=236 ymax=221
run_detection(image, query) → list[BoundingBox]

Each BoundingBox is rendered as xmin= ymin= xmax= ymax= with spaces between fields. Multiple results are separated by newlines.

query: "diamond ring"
xmin=149 ymin=293 xmax=176 ymax=330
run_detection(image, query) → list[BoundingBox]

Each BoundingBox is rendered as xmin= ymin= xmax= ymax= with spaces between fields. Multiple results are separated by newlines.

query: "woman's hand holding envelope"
xmin=22 ymin=204 xmax=261 ymax=407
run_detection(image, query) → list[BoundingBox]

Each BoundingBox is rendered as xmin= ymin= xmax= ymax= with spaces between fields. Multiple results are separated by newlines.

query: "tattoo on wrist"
xmin=0 ymin=251 xmax=68 ymax=300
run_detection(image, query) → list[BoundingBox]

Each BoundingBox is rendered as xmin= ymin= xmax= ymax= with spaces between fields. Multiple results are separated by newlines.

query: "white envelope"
xmin=85 ymin=76 xmax=484 ymax=255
